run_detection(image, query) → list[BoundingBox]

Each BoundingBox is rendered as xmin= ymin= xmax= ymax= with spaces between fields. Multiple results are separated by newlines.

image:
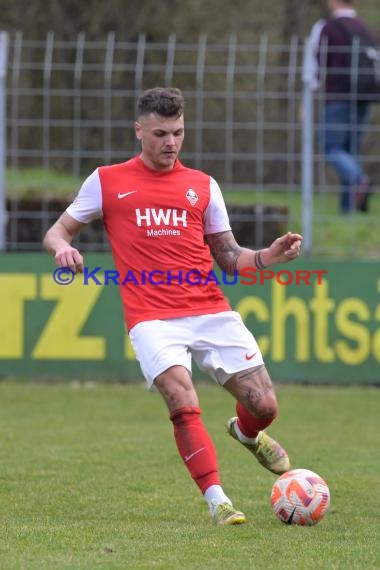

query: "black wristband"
xmin=255 ymin=250 xmax=267 ymax=270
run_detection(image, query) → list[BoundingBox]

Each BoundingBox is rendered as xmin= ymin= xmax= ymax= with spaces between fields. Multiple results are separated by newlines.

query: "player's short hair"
xmin=137 ymin=87 xmax=185 ymax=118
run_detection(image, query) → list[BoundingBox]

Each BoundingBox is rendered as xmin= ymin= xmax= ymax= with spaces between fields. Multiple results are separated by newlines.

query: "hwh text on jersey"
xmin=135 ymin=208 xmax=188 ymax=227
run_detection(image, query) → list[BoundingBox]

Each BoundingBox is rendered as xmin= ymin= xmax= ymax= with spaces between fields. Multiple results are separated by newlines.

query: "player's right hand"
xmin=54 ymin=246 xmax=84 ymax=274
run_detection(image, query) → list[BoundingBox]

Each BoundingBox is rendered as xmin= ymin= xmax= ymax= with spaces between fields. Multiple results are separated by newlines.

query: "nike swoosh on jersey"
xmin=117 ymin=191 xmax=137 ymax=199
xmin=245 ymin=351 xmax=258 ymax=360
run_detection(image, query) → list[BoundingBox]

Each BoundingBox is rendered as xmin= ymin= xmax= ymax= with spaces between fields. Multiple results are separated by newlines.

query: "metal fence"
xmin=1 ymin=31 xmax=379 ymax=257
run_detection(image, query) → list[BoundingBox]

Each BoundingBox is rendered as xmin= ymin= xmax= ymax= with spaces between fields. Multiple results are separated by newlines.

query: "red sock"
xmin=236 ymin=402 xmax=276 ymax=439
xmin=170 ymin=406 xmax=220 ymax=494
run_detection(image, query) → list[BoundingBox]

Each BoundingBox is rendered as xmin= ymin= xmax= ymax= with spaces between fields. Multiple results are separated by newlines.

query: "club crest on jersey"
xmin=185 ymin=188 xmax=198 ymax=206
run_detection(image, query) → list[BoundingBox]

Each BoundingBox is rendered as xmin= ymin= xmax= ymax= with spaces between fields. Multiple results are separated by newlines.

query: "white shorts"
xmin=129 ymin=311 xmax=264 ymax=389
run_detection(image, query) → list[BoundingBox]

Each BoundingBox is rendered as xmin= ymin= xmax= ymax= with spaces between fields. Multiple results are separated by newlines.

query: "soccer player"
xmin=43 ymin=87 xmax=302 ymax=526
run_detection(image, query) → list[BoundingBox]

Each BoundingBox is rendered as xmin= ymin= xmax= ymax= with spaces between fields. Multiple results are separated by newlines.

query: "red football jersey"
xmin=68 ymin=156 xmax=232 ymax=330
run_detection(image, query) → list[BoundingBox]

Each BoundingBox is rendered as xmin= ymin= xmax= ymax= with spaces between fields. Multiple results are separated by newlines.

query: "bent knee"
xmin=257 ymin=399 xmax=279 ymax=420
xmin=154 ymin=365 xmax=199 ymax=411
xmin=247 ymin=392 xmax=279 ymax=420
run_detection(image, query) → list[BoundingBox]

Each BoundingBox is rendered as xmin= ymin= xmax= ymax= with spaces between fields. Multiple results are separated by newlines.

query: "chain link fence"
xmin=1 ymin=31 xmax=379 ymax=256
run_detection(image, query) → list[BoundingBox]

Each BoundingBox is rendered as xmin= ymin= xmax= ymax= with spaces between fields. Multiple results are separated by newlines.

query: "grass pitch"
xmin=0 ymin=380 xmax=379 ymax=570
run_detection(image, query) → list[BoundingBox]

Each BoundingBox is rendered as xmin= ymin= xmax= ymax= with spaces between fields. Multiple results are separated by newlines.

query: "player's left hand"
xmin=266 ymin=232 xmax=303 ymax=264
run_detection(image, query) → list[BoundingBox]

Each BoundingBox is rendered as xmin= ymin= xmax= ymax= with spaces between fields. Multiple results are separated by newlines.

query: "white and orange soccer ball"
xmin=270 ymin=468 xmax=330 ymax=526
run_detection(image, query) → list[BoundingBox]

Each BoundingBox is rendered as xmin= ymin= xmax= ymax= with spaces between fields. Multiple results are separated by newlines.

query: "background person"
xmin=43 ymin=86 xmax=302 ymax=526
xmin=307 ymin=0 xmax=377 ymax=213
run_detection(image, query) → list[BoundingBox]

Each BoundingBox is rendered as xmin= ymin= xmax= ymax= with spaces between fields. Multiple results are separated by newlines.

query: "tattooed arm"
xmin=205 ymin=231 xmax=254 ymax=274
xmin=205 ymin=230 xmax=303 ymax=275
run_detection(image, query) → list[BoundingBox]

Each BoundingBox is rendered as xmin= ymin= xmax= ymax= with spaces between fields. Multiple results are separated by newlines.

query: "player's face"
xmin=135 ymin=113 xmax=185 ymax=171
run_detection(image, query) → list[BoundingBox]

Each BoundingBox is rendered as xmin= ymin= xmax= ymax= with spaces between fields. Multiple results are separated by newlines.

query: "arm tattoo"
xmin=205 ymin=231 xmax=243 ymax=274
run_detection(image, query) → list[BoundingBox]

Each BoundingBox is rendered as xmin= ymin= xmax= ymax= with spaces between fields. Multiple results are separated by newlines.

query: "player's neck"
xmin=139 ymin=153 xmax=178 ymax=172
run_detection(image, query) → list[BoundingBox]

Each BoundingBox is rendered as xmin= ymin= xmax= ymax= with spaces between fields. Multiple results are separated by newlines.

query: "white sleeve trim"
xmin=203 ymin=177 xmax=231 ymax=235
xmin=66 ymin=169 xmax=103 ymax=223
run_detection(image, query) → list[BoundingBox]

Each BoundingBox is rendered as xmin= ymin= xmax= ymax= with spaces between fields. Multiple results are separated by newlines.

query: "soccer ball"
xmin=270 ymin=468 xmax=330 ymax=526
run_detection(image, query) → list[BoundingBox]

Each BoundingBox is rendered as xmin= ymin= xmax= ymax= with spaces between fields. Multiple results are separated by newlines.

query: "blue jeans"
xmin=320 ymin=101 xmax=371 ymax=212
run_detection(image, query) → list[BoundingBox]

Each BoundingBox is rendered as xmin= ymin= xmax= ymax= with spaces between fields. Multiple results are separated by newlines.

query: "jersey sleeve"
xmin=66 ymin=169 xmax=103 ymax=223
xmin=203 ymin=177 xmax=231 ymax=235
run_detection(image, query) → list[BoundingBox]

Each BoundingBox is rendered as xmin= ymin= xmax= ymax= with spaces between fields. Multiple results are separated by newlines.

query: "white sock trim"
xmin=234 ymin=421 xmax=259 ymax=445
xmin=204 ymin=485 xmax=232 ymax=514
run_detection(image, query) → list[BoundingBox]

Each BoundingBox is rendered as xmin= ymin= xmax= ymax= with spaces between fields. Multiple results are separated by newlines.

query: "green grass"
xmin=6 ymin=168 xmax=81 ymax=199
xmin=223 ymin=187 xmax=380 ymax=260
xmin=0 ymin=380 xmax=379 ymax=570
xmin=5 ymin=168 xmax=380 ymax=258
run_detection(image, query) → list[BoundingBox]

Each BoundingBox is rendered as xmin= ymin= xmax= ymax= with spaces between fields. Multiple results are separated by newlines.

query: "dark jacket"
xmin=318 ymin=16 xmax=378 ymax=100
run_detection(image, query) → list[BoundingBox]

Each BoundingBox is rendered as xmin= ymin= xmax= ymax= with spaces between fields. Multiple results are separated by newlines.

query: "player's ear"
xmin=135 ymin=121 xmax=142 ymax=140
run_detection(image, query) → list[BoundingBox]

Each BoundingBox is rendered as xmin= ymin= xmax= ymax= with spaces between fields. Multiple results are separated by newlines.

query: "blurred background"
xmin=0 ymin=0 xmax=379 ymax=383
